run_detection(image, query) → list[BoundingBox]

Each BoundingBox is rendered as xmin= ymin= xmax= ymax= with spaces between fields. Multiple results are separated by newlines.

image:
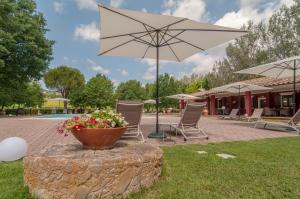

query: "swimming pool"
xmin=37 ymin=114 xmax=80 ymax=119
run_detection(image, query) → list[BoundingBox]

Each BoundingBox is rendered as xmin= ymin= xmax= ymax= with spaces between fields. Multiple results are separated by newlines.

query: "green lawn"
xmin=2 ymin=137 xmax=300 ymax=199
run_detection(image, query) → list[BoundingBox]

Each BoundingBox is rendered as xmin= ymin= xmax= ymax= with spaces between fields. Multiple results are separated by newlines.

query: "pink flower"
xmin=57 ymin=126 xmax=64 ymax=134
xmin=89 ymin=118 xmax=96 ymax=125
xmin=73 ymin=124 xmax=84 ymax=130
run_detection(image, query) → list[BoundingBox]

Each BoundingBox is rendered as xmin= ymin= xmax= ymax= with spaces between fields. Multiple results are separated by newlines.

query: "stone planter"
xmin=23 ymin=144 xmax=163 ymax=199
xmin=71 ymin=127 xmax=127 ymax=150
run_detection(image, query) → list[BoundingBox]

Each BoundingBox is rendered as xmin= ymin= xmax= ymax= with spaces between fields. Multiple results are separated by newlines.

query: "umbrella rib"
xmin=99 ymin=32 xmax=152 ymax=55
xmin=143 ymin=24 xmax=156 ymax=46
xmin=100 ymin=30 xmax=152 ymax=40
xmin=160 ymin=30 xmax=185 ymax=46
xmin=159 ymin=32 xmax=180 ymax=62
xmin=142 ymin=46 xmax=151 ymax=59
xmin=164 ymin=32 xmax=205 ymax=51
xmin=275 ymin=67 xmax=287 ymax=79
xmin=168 ymin=28 xmax=247 ymax=33
xmin=159 ymin=27 xmax=170 ymax=45
xmin=159 ymin=18 xmax=188 ymax=30
xmin=160 ymin=40 xmax=183 ymax=47
xmin=129 ymin=34 xmax=155 ymax=47
xmin=99 ymin=5 xmax=156 ymax=30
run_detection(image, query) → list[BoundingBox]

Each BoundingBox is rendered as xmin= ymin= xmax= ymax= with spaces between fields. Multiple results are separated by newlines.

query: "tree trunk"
xmin=64 ymin=101 xmax=67 ymax=110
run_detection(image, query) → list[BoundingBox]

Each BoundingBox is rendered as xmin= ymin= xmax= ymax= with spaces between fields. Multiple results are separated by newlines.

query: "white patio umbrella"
xmin=236 ymin=56 xmax=300 ymax=114
xmin=167 ymin=93 xmax=200 ymax=100
xmin=213 ymin=82 xmax=272 ymax=118
xmin=98 ymin=5 xmax=247 ymax=137
xmin=167 ymin=93 xmax=200 ymax=112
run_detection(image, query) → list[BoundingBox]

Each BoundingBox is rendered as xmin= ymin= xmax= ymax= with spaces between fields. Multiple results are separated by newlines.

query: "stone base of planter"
xmin=23 ymin=143 xmax=163 ymax=199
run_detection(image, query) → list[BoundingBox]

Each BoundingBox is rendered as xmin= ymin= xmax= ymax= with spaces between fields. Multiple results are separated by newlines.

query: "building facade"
xmin=193 ymin=76 xmax=300 ymax=117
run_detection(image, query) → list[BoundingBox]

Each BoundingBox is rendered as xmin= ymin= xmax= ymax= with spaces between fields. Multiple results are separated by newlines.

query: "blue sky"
xmin=36 ymin=0 xmax=294 ymax=86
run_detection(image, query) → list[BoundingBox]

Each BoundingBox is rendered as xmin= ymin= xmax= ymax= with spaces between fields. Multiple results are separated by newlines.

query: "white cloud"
xmin=53 ymin=1 xmax=63 ymax=14
xmin=88 ymin=59 xmax=110 ymax=74
xmin=110 ymin=0 xmax=124 ymax=7
xmin=186 ymin=53 xmax=220 ymax=74
xmin=162 ymin=0 xmax=206 ymax=21
xmin=141 ymin=59 xmax=156 ymax=80
xmin=120 ymin=69 xmax=128 ymax=76
xmin=215 ymin=0 xmax=295 ymax=28
xmin=75 ymin=0 xmax=98 ymax=11
xmin=117 ymin=69 xmax=129 ymax=76
xmin=74 ymin=22 xmax=100 ymax=42
xmin=141 ymin=8 xmax=147 ymax=12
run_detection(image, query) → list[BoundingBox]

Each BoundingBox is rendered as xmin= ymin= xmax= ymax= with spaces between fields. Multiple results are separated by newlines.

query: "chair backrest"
xmin=288 ymin=109 xmax=300 ymax=125
xmin=179 ymin=103 xmax=205 ymax=127
xmin=229 ymin=109 xmax=239 ymax=117
xmin=116 ymin=102 xmax=144 ymax=128
xmin=250 ymin=108 xmax=263 ymax=119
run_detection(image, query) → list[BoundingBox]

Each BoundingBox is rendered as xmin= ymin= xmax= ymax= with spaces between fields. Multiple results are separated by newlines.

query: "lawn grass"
xmin=130 ymin=137 xmax=300 ymax=199
xmin=0 ymin=161 xmax=31 ymax=199
xmin=2 ymin=137 xmax=300 ymax=199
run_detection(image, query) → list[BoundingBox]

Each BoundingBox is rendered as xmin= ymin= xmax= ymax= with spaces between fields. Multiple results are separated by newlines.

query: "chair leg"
xmin=138 ymin=126 xmax=145 ymax=143
xmin=263 ymin=123 xmax=268 ymax=129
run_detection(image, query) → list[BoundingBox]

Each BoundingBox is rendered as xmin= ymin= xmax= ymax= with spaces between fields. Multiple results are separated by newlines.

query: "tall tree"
xmin=84 ymin=74 xmax=115 ymax=108
xmin=23 ymin=82 xmax=44 ymax=107
xmin=115 ymin=80 xmax=146 ymax=101
xmin=151 ymin=73 xmax=184 ymax=108
xmin=0 ymin=0 xmax=53 ymax=89
xmin=204 ymin=1 xmax=300 ymax=88
xmin=44 ymin=66 xmax=85 ymax=109
xmin=69 ymin=86 xmax=87 ymax=109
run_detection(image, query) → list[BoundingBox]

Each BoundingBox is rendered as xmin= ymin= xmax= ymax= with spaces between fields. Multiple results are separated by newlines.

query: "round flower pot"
xmin=71 ymin=127 xmax=127 ymax=150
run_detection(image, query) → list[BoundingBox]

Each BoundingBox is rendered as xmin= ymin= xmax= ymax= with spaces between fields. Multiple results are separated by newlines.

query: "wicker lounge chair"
xmin=247 ymin=108 xmax=264 ymax=122
xmin=220 ymin=108 xmax=239 ymax=120
xmin=254 ymin=108 xmax=300 ymax=133
xmin=116 ymin=102 xmax=145 ymax=142
xmin=170 ymin=103 xmax=208 ymax=141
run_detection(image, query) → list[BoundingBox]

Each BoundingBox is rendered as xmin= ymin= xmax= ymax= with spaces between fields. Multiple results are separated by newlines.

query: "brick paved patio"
xmin=0 ymin=115 xmax=297 ymax=155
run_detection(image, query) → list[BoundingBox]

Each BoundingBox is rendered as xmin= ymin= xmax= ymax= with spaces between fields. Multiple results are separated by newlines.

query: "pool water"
xmin=37 ymin=114 xmax=80 ymax=119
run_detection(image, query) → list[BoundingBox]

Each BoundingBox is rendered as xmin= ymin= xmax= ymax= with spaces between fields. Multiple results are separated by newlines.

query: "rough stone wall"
xmin=23 ymin=143 xmax=163 ymax=199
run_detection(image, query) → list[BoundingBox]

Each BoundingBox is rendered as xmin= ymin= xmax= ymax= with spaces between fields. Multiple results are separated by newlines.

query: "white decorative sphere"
xmin=0 ymin=137 xmax=28 ymax=162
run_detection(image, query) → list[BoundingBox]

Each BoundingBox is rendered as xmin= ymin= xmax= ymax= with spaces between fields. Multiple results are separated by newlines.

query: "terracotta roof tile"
xmin=193 ymin=75 xmax=300 ymax=97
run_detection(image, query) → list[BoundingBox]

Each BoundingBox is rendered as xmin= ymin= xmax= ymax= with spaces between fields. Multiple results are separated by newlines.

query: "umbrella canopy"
xmin=98 ymin=5 xmax=247 ymax=136
xmin=48 ymin=98 xmax=69 ymax=102
xmin=167 ymin=93 xmax=200 ymax=100
xmin=212 ymin=82 xmax=272 ymax=93
xmin=236 ymin=56 xmax=300 ymax=113
xmin=213 ymin=82 xmax=272 ymax=118
xmin=144 ymin=99 xmax=156 ymax=104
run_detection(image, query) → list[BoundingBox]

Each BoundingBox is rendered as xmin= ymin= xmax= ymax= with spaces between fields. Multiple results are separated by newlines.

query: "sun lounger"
xmin=254 ymin=109 xmax=300 ymax=133
xmin=170 ymin=103 xmax=208 ymax=141
xmin=116 ymin=101 xmax=145 ymax=142
xmin=220 ymin=108 xmax=239 ymax=120
xmin=247 ymin=108 xmax=264 ymax=122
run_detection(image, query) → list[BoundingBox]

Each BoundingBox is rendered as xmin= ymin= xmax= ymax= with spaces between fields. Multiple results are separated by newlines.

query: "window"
xmin=258 ymin=97 xmax=266 ymax=108
xmin=216 ymin=99 xmax=222 ymax=109
xmin=281 ymin=95 xmax=293 ymax=107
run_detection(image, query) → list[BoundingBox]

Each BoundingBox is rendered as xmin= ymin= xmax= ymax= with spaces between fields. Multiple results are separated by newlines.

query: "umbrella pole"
xmin=238 ymin=86 xmax=241 ymax=119
xmin=156 ymin=38 xmax=159 ymax=134
xmin=148 ymin=30 xmax=166 ymax=139
xmin=293 ymin=60 xmax=296 ymax=115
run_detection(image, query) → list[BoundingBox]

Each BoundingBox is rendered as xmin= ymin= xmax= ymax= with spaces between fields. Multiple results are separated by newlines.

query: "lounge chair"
xmin=170 ymin=103 xmax=208 ymax=141
xmin=116 ymin=102 xmax=145 ymax=142
xmin=254 ymin=109 xmax=300 ymax=133
xmin=246 ymin=108 xmax=264 ymax=122
xmin=220 ymin=108 xmax=239 ymax=120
